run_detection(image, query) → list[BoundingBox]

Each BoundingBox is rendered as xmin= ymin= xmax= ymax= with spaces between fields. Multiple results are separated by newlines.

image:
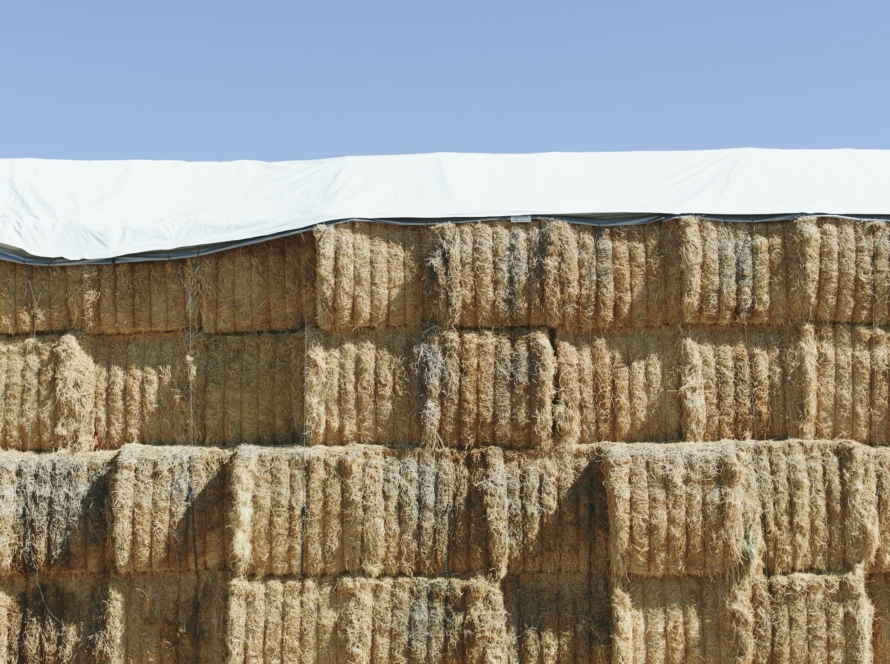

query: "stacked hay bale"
xmin=2 ymin=216 xmax=890 ymax=663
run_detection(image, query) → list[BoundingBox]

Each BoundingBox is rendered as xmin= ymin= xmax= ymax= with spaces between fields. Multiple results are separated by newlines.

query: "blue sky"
xmin=1 ymin=0 xmax=888 ymax=160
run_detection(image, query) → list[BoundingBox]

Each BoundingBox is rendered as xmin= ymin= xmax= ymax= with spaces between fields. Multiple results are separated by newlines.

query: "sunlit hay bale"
xmin=555 ymin=330 xmax=681 ymax=444
xmin=110 ymin=444 xmax=229 ymax=574
xmin=754 ymin=440 xmax=878 ymax=576
xmin=227 ymin=575 xmax=510 ymax=664
xmin=0 ymin=450 xmax=112 ymax=575
xmin=766 ymin=572 xmax=872 ymax=664
xmin=602 ymin=442 xmax=760 ymax=579
xmin=416 ymin=328 xmax=555 ymax=449
xmin=228 ymin=444 xmax=510 ymax=579
xmin=314 ymin=222 xmax=435 ymax=333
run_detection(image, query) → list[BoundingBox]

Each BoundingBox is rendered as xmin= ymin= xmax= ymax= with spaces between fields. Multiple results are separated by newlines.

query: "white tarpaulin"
xmin=2 ymin=148 xmax=890 ymax=262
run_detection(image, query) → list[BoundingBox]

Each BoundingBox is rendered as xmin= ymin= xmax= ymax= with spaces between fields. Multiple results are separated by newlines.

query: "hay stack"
xmin=111 ymin=445 xmax=229 ymax=574
xmin=0 ymin=450 xmax=112 ymax=574
xmin=227 ymin=576 xmax=510 ymax=664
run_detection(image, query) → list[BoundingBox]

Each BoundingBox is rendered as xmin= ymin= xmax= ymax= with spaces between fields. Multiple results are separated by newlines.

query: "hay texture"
xmin=755 ymin=441 xmax=878 ymax=575
xmin=870 ymin=575 xmax=890 ymax=664
xmin=111 ymin=445 xmax=229 ymax=574
xmin=765 ymin=572 xmax=873 ymax=664
xmin=429 ymin=220 xmax=683 ymax=330
xmin=314 ymin=222 xmax=433 ymax=332
xmin=417 ymin=329 xmax=555 ymax=449
xmin=198 ymin=235 xmax=314 ymax=334
xmin=97 ymin=573 xmax=227 ymax=664
xmin=611 ymin=574 xmax=758 ymax=664
xmin=227 ymin=575 xmax=510 ymax=664
xmin=0 ymin=450 xmax=112 ymax=575
xmin=602 ymin=443 xmax=760 ymax=578
xmin=554 ymin=331 xmax=681 ymax=444
xmin=229 ymin=445 xmax=511 ymax=578
xmin=503 ymin=573 xmax=610 ymax=664
xmin=0 ymin=576 xmax=105 ymax=664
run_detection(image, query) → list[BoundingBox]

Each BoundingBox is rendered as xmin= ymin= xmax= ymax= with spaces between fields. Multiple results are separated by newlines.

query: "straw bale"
xmin=602 ymin=443 xmax=759 ymax=578
xmin=304 ymin=328 xmax=416 ymax=446
xmin=870 ymin=575 xmax=890 ymax=664
xmin=417 ymin=329 xmax=555 ymax=449
xmin=96 ymin=572 xmax=227 ymax=664
xmin=198 ymin=235 xmax=313 ymax=334
xmin=755 ymin=440 xmax=878 ymax=575
xmin=110 ymin=444 xmax=228 ymax=574
xmin=868 ymin=448 xmax=890 ymax=572
xmin=767 ymin=572 xmax=872 ymax=664
xmin=611 ymin=574 xmax=756 ymax=664
xmin=813 ymin=324 xmax=890 ymax=445
xmin=227 ymin=575 xmax=510 ymax=664
xmin=430 ymin=220 xmax=683 ymax=330
xmin=680 ymin=327 xmax=814 ymax=442
xmin=228 ymin=445 xmax=513 ymax=578
xmin=502 ymin=446 xmax=608 ymax=577
xmin=0 ymin=575 xmax=105 ymax=664
xmin=315 ymin=222 xmax=433 ymax=332
xmin=502 ymin=573 xmax=610 ymax=664
xmin=0 ymin=450 xmax=112 ymax=575
xmin=555 ymin=330 xmax=680 ymax=444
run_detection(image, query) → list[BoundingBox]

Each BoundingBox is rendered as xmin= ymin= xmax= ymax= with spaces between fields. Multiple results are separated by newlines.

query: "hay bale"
xmin=602 ymin=443 xmax=759 ymax=578
xmin=870 ymin=575 xmax=890 ymax=664
xmin=611 ymin=574 xmax=757 ymax=664
xmin=96 ymin=572 xmax=227 ymax=664
xmin=869 ymin=448 xmax=890 ymax=572
xmin=305 ymin=329 xmax=416 ymax=446
xmin=767 ymin=572 xmax=872 ymax=664
xmin=0 ymin=575 xmax=105 ymax=664
xmin=227 ymin=575 xmax=510 ymax=664
xmin=314 ymin=222 xmax=433 ymax=332
xmin=417 ymin=329 xmax=555 ymax=449
xmin=110 ymin=444 xmax=229 ymax=574
xmin=502 ymin=573 xmax=610 ymax=664
xmin=680 ymin=327 xmax=815 ymax=442
xmin=555 ymin=331 xmax=680 ymax=444
xmin=430 ymin=220 xmax=683 ymax=330
xmin=755 ymin=441 xmax=878 ymax=575
xmin=0 ymin=450 xmax=112 ymax=574
xmin=228 ymin=445 xmax=510 ymax=578
xmin=198 ymin=235 xmax=314 ymax=334
xmin=502 ymin=446 xmax=608 ymax=577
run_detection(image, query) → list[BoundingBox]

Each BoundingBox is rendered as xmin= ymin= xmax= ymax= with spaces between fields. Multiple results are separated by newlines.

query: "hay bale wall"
xmin=3 ymin=216 xmax=890 ymax=663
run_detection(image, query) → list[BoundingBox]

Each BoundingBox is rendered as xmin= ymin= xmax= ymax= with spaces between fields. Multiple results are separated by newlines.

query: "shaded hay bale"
xmin=766 ymin=572 xmax=872 ymax=664
xmin=602 ymin=443 xmax=760 ymax=578
xmin=756 ymin=441 xmax=878 ymax=575
xmin=97 ymin=573 xmax=227 ymax=664
xmin=503 ymin=573 xmax=610 ymax=664
xmin=0 ymin=450 xmax=112 ymax=575
xmin=314 ymin=222 xmax=434 ymax=333
xmin=417 ymin=329 xmax=555 ymax=449
xmin=111 ymin=444 xmax=229 ymax=574
xmin=870 ymin=575 xmax=890 ymax=664
xmin=227 ymin=575 xmax=510 ymax=664
xmin=198 ymin=235 xmax=314 ymax=334
xmin=0 ymin=575 xmax=105 ymax=664
xmin=229 ymin=445 xmax=512 ymax=578
xmin=611 ymin=574 xmax=759 ymax=664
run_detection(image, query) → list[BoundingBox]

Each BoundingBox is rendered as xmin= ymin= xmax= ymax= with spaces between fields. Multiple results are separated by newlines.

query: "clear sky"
xmin=2 ymin=0 xmax=888 ymax=161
